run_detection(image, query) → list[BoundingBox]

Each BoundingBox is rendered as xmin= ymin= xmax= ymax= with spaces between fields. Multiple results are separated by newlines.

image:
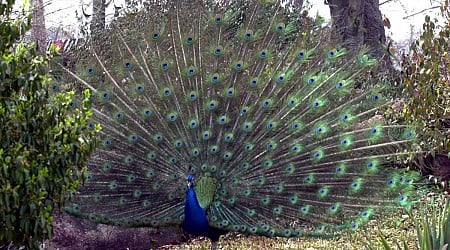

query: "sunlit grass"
xmin=164 ymin=210 xmax=417 ymax=249
xmin=165 ymin=192 xmax=450 ymax=250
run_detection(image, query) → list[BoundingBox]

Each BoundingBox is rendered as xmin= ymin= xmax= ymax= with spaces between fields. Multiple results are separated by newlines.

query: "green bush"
xmin=402 ymin=2 xmax=450 ymax=153
xmin=0 ymin=0 xmax=99 ymax=248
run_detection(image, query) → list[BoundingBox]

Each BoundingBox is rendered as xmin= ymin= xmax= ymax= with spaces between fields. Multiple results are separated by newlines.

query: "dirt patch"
xmin=44 ymin=211 xmax=185 ymax=250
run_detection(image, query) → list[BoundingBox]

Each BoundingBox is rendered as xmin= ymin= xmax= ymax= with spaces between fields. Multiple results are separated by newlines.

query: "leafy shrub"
xmin=402 ymin=1 xmax=450 ymax=153
xmin=0 ymin=0 xmax=99 ymax=248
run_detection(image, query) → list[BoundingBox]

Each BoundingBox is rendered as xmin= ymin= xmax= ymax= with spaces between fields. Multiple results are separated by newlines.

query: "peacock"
xmin=58 ymin=0 xmax=421 ymax=246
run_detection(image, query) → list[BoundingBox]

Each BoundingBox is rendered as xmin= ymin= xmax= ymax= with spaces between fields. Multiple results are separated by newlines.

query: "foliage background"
xmin=402 ymin=1 xmax=450 ymax=154
xmin=0 ymin=0 xmax=98 ymax=248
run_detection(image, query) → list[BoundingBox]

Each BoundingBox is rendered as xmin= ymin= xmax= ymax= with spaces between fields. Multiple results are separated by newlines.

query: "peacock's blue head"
xmin=187 ymin=174 xmax=195 ymax=188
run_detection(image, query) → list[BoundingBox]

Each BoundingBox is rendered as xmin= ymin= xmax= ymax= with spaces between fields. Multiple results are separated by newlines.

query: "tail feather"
xmin=60 ymin=0 xmax=420 ymax=238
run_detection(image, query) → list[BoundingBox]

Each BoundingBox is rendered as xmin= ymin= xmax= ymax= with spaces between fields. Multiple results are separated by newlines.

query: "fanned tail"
xmin=60 ymin=0 xmax=421 ymax=238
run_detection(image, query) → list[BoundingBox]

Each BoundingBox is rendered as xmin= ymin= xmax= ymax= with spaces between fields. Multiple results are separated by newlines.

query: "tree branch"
xmin=403 ymin=5 xmax=441 ymax=19
xmin=379 ymin=0 xmax=396 ymax=6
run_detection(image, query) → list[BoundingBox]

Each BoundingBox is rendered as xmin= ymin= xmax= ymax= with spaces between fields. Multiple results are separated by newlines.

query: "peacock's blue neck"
xmin=182 ymin=185 xmax=211 ymax=236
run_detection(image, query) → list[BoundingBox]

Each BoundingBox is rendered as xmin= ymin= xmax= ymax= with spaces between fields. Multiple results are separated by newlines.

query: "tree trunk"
xmin=90 ymin=0 xmax=107 ymax=55
xmin=326 ymin=0 xmax=391 ymax=67
xmin=292 ymin=0 xmax=304 ymax=10
xmin=91 ymin=0 xmax=106 ymax=33
xmin=30 ymin=0 xmax=47 ymax=55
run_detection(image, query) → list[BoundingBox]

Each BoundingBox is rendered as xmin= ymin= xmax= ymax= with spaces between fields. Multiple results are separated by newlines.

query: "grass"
xmin=164 ymin=210 xmax=416 ymax=249
xmin=163 ymin=192 xmax=449 ymax=250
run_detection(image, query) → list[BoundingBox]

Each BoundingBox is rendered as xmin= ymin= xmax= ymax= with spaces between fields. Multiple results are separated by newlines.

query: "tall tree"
xmin=30 ymin=0 xmax=47 ymax=55
xmin=325 ymin=0 xmax=391 ymax=67
xmin=91 ymin=0 xmax=106 ymax=33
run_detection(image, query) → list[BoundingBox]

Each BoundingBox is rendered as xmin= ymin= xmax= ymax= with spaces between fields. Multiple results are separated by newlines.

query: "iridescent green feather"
xmin=58 ymin=0 xmax=423 ymax=240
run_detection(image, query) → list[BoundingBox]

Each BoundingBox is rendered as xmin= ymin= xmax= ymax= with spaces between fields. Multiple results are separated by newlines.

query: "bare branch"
xmin=379 ymin=0 xmax=396 ymax=6
xmin=403 ymin=5 xmax=441 ymax=19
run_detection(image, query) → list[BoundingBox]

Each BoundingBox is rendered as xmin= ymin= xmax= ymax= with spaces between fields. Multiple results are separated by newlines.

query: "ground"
xmin=44 ymin=211 xmax=183 ymax=250
xmin=44 ymin=208 xmax=420 ymax=250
